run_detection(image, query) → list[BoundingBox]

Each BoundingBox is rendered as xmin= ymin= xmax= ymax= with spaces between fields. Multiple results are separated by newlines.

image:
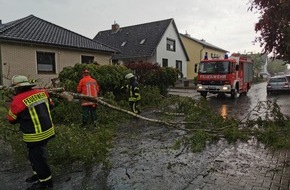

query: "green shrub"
xmin=48 ymin=123 xmax=115 ymax=168
xmin=140 ymin=85 xmax=163 ymax=107
xmin=124 ymin=62 xmax=179 ymax=95
xmin=51 ymin=99 xmax=82 ymax=124
xmin=58 ymin=63 xmax=130 ymax=95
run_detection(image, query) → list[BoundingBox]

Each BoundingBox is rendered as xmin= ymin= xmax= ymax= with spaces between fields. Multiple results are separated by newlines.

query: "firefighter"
xmin=77 ymin=69 xmax=100 ymax=126
xmin=6 ymin=75 xmax=55 ymax=190
xmin=124 ymin=73 xmax=141 ymax=114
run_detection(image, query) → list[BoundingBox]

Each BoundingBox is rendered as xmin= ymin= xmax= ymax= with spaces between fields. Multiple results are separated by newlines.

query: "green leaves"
xmin=48 ymin=124 xmax=114 ymax=167
xmin=124 ymin=62 xmax=179 ymax=95
xmin=249 ymin=0 xmax=290 ymax=62
xmin=58 ymin=62 xmax=179 ymax=98
xmin=58 ymin=63 xmax=129 ymax=94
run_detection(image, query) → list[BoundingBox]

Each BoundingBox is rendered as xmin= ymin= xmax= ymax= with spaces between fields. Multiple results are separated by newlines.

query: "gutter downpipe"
xmin=200 ymin=45 xmax=205 ymax=61
xmin=0 ymin=44 xmax=2 ymax=85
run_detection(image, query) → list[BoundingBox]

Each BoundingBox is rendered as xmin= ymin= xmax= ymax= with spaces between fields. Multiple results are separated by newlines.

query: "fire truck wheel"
xmin=230 ymin=89 xmax=238 ymax=99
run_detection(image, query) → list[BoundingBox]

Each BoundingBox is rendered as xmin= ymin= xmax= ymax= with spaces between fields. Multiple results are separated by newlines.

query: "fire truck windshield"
xmin=198 ymin=61 xmax=230 ymax=74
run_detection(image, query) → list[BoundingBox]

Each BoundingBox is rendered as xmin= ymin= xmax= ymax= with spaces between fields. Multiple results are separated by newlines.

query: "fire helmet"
xmin=125 ymin=73 xmax=134 ymax=79
xmin=11 ymin=75 xmax=36 ymax=87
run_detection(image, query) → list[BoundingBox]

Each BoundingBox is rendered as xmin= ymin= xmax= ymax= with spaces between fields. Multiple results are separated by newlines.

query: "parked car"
xmin=266 ymin=75 xmax=290 ymax=94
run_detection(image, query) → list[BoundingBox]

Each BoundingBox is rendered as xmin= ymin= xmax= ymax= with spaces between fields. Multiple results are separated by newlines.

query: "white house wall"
xmin=156 ymin=22 xmax=187 ymax=78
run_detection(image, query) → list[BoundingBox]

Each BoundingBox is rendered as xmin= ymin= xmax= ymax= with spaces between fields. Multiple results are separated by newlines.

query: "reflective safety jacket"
xmin=7 ymin=89 xmax=55 ymax=143
xmin=128 ymin=80 xmax=141 ymax=102
xmin=77 ymin=75 xmax=99 ymax=106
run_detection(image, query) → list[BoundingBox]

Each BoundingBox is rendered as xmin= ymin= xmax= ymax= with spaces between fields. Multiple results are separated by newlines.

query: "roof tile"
xmin=0 ymin=15 xmax=116 ymax=53
xmin=94 ymin=19 xmax=173 ymax=59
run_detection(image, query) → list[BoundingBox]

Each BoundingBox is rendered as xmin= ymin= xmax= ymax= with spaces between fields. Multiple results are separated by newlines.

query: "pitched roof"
xmin=0 ymin=15 xmax=116 ymax=53
xmin=94 ymin=18 xmax=189 ymax=60
xmin=180 ymin=33 xmax=228 ymax=53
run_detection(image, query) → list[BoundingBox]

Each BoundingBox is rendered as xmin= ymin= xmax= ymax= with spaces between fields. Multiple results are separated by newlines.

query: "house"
xmin=180 ymin=33 xmax=228 ymax=79
xmin=0 ymin=15 xmax=116 ymax=86
xmin=93 ymin=18 xmax=189 ymax=78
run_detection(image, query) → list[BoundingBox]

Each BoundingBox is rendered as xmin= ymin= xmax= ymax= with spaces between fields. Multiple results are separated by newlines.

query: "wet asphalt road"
xmin=2 ymin=82 xmax=290 ymax=190
xmin=104 ymin=82 xmax=290 ymax=190
xmin=168 ymin=82 xmax=290 ymax=118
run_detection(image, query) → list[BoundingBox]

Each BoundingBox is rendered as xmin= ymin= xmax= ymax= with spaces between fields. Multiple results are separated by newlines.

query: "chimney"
xmin=112 ymin=21 xmax=119 ymax=32
xmin=185 ymin=30 xmax=190 ymax=37
xmin=0 ymin=20 xmax=2 ymax=25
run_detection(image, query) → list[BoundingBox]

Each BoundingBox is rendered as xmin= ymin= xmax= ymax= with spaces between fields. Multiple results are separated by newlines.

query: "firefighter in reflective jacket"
xmin=124 ymin=73 xmax=141 ymax=114
xmin=77 ymin=69 xmax=100 ymax=126
xmin=7 ymin=75 xmax=55 ymax=190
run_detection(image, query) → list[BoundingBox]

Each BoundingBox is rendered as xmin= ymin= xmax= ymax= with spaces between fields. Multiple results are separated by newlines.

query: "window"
xmin=162 ymin=59 xmax=168 ymax=67
xmin=81 ymin=55 xmax=94 ymax=64
xmin=269 ymin=77 xmax=286 ymax=83
xmin=37 ymin=51 xmax=55 ymax=74
xmin=198 ymin=61 xmax=230 ymax=74
xmin=166 ymin=38 xmax=175 ymax=51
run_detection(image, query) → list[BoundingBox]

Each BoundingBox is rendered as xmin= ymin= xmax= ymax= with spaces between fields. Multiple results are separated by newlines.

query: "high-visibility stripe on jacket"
xmin=128 ymin=80 xmax=141 ymax=102
xmin=77 ymin=75 xmax=99 ymax=106
xmin=7 ymin=89 xmax=55 ymax=143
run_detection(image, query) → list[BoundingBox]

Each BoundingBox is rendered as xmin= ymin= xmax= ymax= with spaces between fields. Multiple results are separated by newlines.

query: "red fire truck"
xmin=196 ymin=53 xmax=254 ymax=98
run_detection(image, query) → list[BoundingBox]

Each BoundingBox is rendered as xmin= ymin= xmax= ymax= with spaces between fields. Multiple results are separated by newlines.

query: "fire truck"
xmin=196 ymin=53 xmax=254 ymax=98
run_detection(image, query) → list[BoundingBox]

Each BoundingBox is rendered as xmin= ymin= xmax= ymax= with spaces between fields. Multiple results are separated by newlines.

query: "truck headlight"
xmin=222 ymin=86 xmax=228 ymax=90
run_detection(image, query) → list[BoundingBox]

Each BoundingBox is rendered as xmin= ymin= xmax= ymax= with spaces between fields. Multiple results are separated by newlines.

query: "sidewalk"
xmin=185 ymin=138 xmax=290 ymax=190
xmin=168 ymin=82 xmax=290 ymax=190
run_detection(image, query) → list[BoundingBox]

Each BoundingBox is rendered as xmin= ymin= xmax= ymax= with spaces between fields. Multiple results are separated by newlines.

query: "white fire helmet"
xmin=125 ymin=73 xmax=134 ymax=79
xmin=11 ymin=75 xmax=36 ymax=87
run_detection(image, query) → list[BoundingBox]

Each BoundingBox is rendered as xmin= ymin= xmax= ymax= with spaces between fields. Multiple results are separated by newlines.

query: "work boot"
xmin=26 ymin=179 xmax=53 ymax=190
xmin=25 ymin=174 xmax=38 ymax=183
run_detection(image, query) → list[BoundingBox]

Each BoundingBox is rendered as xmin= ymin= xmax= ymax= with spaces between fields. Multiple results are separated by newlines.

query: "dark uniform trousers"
xmin=82 ymin=105 xmax=97 ymax=125
xmin=26 ymin=139 xmax=51 ymax=181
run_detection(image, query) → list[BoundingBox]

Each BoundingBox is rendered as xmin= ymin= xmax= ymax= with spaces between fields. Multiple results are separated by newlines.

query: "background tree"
xmin=249 ymin=0 xmax=290 ymax=63
xmin=248 ymin=53 xmax=265 ymax=77
xmin=267 ymin=59 xmax=289 ymax=75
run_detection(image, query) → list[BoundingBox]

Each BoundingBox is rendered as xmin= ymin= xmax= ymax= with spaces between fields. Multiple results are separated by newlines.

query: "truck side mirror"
xmin=194 ymin=64 xmax=198 ymax=73
xmin=236 ymin=65 xmax=239 ymax=71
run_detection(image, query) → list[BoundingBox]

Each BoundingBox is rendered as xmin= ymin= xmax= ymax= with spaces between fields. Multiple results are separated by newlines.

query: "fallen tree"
xmin=48 ymin=88 xmax=189 ymax=130
xmin=2 ymin=86 xmax=290 ymax=150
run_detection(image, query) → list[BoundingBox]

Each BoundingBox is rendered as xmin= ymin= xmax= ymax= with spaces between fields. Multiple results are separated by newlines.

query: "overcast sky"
xmin=0 ymin=0 xmax=262 ymax=54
